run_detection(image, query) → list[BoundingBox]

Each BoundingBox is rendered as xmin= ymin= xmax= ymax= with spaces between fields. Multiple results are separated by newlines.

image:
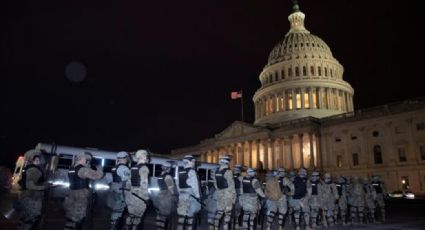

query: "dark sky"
xmin=1 ymin=0 xmax=424 ymax=169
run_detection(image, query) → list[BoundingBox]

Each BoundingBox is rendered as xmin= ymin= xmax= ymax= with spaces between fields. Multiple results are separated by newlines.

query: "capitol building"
xmin=171 ymin=3 xmax=425 ymax=194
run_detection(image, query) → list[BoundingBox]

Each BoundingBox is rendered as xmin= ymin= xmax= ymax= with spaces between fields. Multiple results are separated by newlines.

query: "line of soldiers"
xmin=16 ymin=148 xmax=386 ymax=230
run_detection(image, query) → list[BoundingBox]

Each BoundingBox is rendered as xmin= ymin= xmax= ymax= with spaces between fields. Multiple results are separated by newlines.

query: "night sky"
xmin=1 ymin=0 xmax=424 ymax=169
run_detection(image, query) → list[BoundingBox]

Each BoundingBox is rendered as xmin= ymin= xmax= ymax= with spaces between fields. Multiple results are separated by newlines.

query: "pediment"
xmin=215 ymin=121 xmax=260 ymax=140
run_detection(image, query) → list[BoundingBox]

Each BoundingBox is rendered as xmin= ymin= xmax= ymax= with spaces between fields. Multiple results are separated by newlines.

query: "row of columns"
xmin=263 ymin=63 xmax=341 ymax=86
xmin=255 ymin=87 xmax=354 ymax=119
xmin=200 ymin=132 xmax=321 ymax=171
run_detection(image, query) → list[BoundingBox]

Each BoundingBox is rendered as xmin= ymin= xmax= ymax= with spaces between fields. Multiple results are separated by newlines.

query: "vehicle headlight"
xmin=94 ymin=183 xmax=110 ymax=190
xmin=405 ymin=193 xmax=415 ymax=199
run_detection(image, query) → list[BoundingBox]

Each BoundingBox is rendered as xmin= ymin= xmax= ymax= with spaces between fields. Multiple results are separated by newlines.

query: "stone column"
xmin=327 ymin=88 xmax=333 ymax=110
xmin=315 ymin=133 xmax=322 ymax=170
xmin=308 ymin=88 xmax=313 ymax=109
xmin=264 ymin=140 xmax=269 ymax=170
xmin=279 ymin=138 xmax=285 ymax=168
xmin=288 ymin=136 xmax=294 ymax=169
xmin=256 ymin=140 xmax=260 ymax=169
xmin=269 ymin=139 xmax=275 ymax=169
xmin=301 ymin=88 xmax=305 ymax=109
xmin=239 ymin=142 xmax=244 ymax=166
xmin=309 ymin=132 xmax=315 ymax=169
xmin=284 ymin=89 xmax=289 ymax=111
xmin=299 ymin=133 xmax=304 ymax=168
xmin=248 ymin=141 xmax=253 ymax=168
xmin=318 ymin=87 xmax=323 ymax=109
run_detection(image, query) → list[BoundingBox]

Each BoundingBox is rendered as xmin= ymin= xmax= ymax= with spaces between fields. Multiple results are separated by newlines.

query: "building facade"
xmin=171 ymin=3 xmax=425 ymax=194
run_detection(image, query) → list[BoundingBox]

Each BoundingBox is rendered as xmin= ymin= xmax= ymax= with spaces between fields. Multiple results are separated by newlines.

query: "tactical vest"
xmin=372 ymin=182 xmax=383 ymax=194
xmin=336 ymin=183 xmax=343 ymax=196
xmin=130 ymin=164 xmax=146 ymax=187
xmin=234 ymin=174 xmax=241 ymax=189
xmin=111 ymin=164 xmax=128 ymax=183
xmin=215 ymin=168 xmax=229 ymax=189
xmin=68 ymin=165 xmax=90 ymax=190
xmin=20 ymin=164 xmax=45 ymax=190
xmin=311 ymin=181 xmax=318 ymax=195
xmin=158 ymin=173 xmax=170 ymax=191
xmin=178 ymin=168 xmax=191 ymax=189
xmin=293 ymin=177 xmax=307 ymax=199
xmin=242 ymin=177 xmax=256 ymax=194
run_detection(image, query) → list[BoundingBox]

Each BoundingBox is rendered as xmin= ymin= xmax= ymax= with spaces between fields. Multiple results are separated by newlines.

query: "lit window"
xmin=312 ymin=89 xmax=318 ymax=108
xmin=304 ymin=91 xmax=310 ymax=109
xmin=288 ymin=92 xmax=293 ymax=110
xmin=296 ymin=91 xmax=301 ymax=109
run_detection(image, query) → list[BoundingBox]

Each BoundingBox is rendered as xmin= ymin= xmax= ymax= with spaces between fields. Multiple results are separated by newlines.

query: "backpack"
xmin=265 ymin=177 xmax=283 ymax=201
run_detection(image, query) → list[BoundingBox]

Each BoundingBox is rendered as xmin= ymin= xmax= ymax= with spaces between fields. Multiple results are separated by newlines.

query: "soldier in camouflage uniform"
xmin=286 ymin=170 xmax=297 ymax=226
xmin=321 ymin=172 xmax=339 ymax=227
xmin=362 ymin=177 xmax=376 ymax=223
xmin=307 ymin=171 xmax=321 ymax=229
xmin=240 ymin=168 xmax=265 ymax=230
xmin=371 ymin=175 xmax=386 ymax=222
xmin=290 ymin=168 xmax=312 ymax=230
xmin=64 ymin=152 xmax=104 ymax=230
xmin=17 ymin=150 xmax=48 ymax=230
xmin=334 ymin=176 xmax=348 ymax=225
xmin=125 ymin=149 xmax=150 ymax=230
xmin=209 ymin=155 xmax=236 ymax=230
xmin=264 ymin=171 xmax=282 ymax=230
xmin=176 ymin=155 xmax=201 ymax=230
xmin=269 ymin=168 xmax=294 ymax=230
xmin=107 ymin=151 xmax=131 ymax=230
xmin=349 ymin=176 xmax=365 ymax=225
xmin=152 ymin=161 xmax=177 ymax=230
xmin=233 ymin=164 xmax=243 ymax=227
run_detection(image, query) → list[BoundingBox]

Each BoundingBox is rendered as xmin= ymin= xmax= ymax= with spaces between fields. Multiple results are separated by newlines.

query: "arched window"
xmin=310 ymin=66 xmax=315 ymax=76
xmin=281 ymin=69 xmax=286 ymax=79
xmin=269 ymin=75 xmax=273 ymax=83
xmin=288 ymin=67 xmax=292 ymax=77
xmin=318 ymin=67 xmax=322 ymax=76
xmin=295 ymin=67 xmax=300 ymax=77
xmin=373 ymin=145 xmax=383 ymax=164
xmin=324 ymin=67 xmax=328 ymax=76
xmin=330 ymin=69 xmax=333 ymax=77
xmin=303 ymin=66 xmax=307 ymax=76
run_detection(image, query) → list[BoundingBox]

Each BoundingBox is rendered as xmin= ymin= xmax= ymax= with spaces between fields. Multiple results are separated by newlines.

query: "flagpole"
xmin=241 ymin=90 xmax=244 ymax=122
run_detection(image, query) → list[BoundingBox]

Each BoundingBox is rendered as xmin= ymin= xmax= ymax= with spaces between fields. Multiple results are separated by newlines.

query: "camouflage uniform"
xmin=362 ymin=178 xmax=376 ymax=223
xmin=290 ymin=169 xmax=311 ymax=230
xmin=334 ymin=176 xmax=348 ymax=224
xmin=210 ymin=164 xmax=236 ymax=230
xmin=321 ymin=173 xmax=339 ymax=226
xmin=125 ymin=163 xmax=150 ymax=230
xmin=286 ymin=171 xmax=297 ymax=225
xmin=177 ymin=155 xmax=201 ymax=230
xmin=349 ymin=177 xmax=365 ymax=225
xmin=264 ymin=174 xmax=282 ymax=230
xmin=64 ymin=163 xmax=104 ymax=229
xmin=18 ymin=162 xmax=47 ymax=230
xmin=206 ymin=185 xmax=218 ymax=229
xmin=307 ymin=173 xmax=321 ymax=229
xmin=371 ymin=177 xmax=386 ymax=222
xmin=107 ymin=161 xmax=130 ymax=230
xmin=152 ymin=165 xmax=177 ymax=230
xmin=239 ymin=168 xmax=265 ymax=230
xmin=233 ymin=166 xmax=243 ymax=228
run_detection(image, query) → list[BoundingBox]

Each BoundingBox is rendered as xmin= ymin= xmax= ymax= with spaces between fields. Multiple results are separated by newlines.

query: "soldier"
xmin=124 ymin=149 xmax=150 ymax=230
xmin=233 ymin=164 xmax=243 ymax=227
xmin=176 ymin=155 xmax=201 ymax=230
xmin=107 ymin=151 xmax=131 ymax=230
xmin=240 ymin=168 xmax=265 ymax=230
xmin=264 ymin=171 xmax=281 ymax=230
xmin=64 ymin=152 xmax=104 ymax=230
xmin=17 ymin=150 xmax=48 ymax=230
xmin=290 ymin=168 xmax=312 ymax=230
xmin=210 ymin=155 xmax=236 ymax=230
xmin=307 ymin=171 xmax=321 ymax=229
xmin=349 ymin=176 xmax=365 ymax=225
xmin=321 ymin=172 xmax=339 ymax=227
xmin=371 ymin=175 xmax=386 ymax=222
xmin=334 ymin=176 xmax=348 ymax=225
xmin=152 ymin=161 xmax=177 ymax=230
xmin=286 ymin=170 xmax=297 ymax=226
xmin=362 ymin=177 xmax=376 ymax=223
xmin=275 ymin=168 xmax=294 ymax=230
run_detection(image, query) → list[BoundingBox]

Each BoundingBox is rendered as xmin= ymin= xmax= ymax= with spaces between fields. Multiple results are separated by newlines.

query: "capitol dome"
xmin=253 ymin=2 xmax=354 ymax=125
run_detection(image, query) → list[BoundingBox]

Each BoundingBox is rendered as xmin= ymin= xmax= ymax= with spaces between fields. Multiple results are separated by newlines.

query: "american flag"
xmin=231 ymin=91 xmax=242 ymax=99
